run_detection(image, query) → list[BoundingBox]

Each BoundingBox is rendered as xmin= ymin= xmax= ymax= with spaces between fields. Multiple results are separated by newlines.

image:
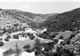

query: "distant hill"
xmin=41 ymin=8 xmax=80 ymax=32
xmin=0 ymin=9 xmax=58 ymax=29
xmin=0 ymin=9 xmax=47 ymax=29
xmin=1 ymin=8 xmax=80 ymax=32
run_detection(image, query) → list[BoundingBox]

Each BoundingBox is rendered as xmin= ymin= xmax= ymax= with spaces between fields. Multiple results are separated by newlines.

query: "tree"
xmin=0 ymin=42 xmax=4 ymax=46
xmin=13 ymin=23 xmax=19 ymax=31
xmin=23 ymin=44 xmax=34 ymax=53
xmin=14 ymin=43 xmax=21 ymax=56
xmin=23 ymin=44 xmax=30 ymax=49
xmin=34 ymin=39 xmax=42 ymax=55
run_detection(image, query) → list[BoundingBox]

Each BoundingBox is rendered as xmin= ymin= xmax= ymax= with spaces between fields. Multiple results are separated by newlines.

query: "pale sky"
xmin=0 ymin=0 xmax=79 ymax=14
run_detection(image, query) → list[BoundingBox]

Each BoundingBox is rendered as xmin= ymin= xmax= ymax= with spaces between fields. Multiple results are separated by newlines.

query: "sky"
xmin=0 ymin=0 xmax=79 ymax=14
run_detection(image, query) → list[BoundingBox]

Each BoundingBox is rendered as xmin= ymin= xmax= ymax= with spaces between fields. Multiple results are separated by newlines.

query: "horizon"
xmin=0 ymin=1 xmax=79 ymax=14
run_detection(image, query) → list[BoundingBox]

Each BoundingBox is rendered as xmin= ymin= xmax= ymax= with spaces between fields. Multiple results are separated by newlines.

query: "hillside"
xmin=42 ymin=8 xmax=80 ymax=32
xmin=0 ymin=8 xmax=58 ymax=30
xmin=1 ymin=8 xmax=80 ymax=32
xmin=0 ymin=9 xmax=43 ymax=30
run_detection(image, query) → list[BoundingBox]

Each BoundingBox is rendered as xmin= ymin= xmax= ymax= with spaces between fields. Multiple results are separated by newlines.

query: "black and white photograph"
xmin=0 ymin=0 xmax=80 ymax=56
